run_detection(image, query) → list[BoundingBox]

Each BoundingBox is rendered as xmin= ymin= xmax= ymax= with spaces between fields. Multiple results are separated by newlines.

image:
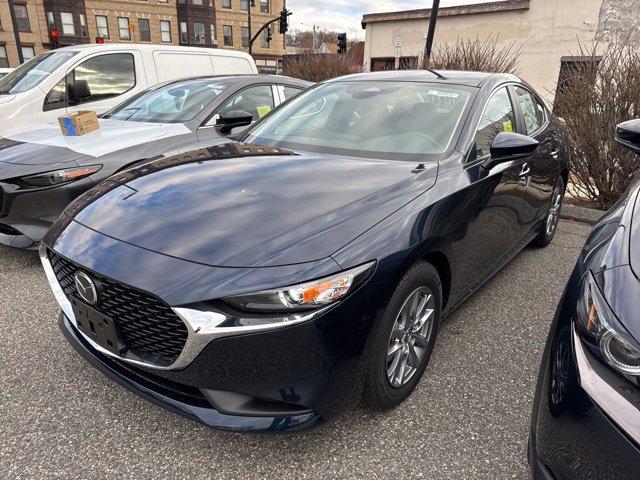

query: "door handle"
xmin=551 ymin=149 xmax=560 ymax=159
xmin=519 ymin=163 xmax=531 ymax=178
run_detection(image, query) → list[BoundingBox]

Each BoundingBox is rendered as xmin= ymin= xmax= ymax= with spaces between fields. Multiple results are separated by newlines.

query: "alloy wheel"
xmin=550 ymin=340 xmax=570 ymax=406
xmin=546 ymin=186 xmax=563 ymax=237
xmin=385 ymin=286 xmax=436 ymax=388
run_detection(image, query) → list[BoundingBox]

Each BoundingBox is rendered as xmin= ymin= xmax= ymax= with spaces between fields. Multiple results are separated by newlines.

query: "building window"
xmin=192 ymin=0 xmax=203 ymax=4
xmin=21 ymin=46 xmax=35 ymax=62
xmin=241 ymin=27 xmax=249 ymax=48
xmin=222 ymin=0 xmax=231 ymax=8
xmin=0 ymin=46 xmax=8 ymax=68
xmin=210 ymin=24 xmax=216 ymax=45
xmin=138 ymin=19 xmax=151 ymax=42
xmin=46 ymin=11 xmax=54 ymax=28
xmin=14 ymin=4 xmax=30 ymax=31
xmin=194 ymin=23 xmax=205 ymax=44
xmin=96 ymin=16 xmax=109 ymax=39
xmin=80 ymin=14 xmax=87 ymax=36
xmin=118 ymin=17 xmax=130 ymax=40
xmin=180 ymin=22 xmax=188 ymax=43
xmin=260 ymin=0 xmax=269 ymax=13
xmin=223 ymin=25 xmax=232 ymax=46
xmin=160 ymin=20 xmax=171 ymax=42
xmin=60 ymin=12 xmax=75 ymax=35
xmin=261 ymin=27 xmax=270 ymax=48
xmin=240 ymin=0 xmax=249 ymax=11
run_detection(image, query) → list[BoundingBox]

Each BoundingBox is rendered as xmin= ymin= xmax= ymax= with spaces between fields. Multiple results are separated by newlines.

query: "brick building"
xmin=0 ymin=0 xmax=284 ymax=72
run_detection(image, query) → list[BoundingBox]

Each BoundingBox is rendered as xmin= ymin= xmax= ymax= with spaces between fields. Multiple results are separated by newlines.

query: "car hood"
xmin=67 ymin=142 xmax=438 ymax=268
xmin=3 ymin=119 xmax=192 ymax=160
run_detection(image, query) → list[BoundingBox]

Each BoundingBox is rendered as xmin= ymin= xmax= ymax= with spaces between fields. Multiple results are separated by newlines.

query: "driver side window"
xmin=216 ymin=85 xmax=275 ymax=123
xmin=474 ymin=87 xmax=515 ymax=158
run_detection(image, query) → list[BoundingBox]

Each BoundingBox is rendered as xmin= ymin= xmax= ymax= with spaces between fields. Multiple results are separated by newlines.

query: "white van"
xmin=0 ymin=44 xmax=257 ymax=136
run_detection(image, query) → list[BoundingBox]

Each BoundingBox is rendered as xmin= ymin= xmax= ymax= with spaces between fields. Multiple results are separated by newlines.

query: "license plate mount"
xmin=71 ymin=297 xmax=121 ymax=355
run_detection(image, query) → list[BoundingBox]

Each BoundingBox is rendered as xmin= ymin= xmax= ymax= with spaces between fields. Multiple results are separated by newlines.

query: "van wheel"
xmin=363 ymin=261 xmax=442 ymax=410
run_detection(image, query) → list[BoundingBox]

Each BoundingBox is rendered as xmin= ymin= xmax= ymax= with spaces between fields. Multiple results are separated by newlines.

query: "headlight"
xmin=19 ymin=165 xmax=102 ymax=187
xmin=223 ymin=261 xmax=376 ymax=313
xmin=575 ymin=272 xmax=640 ymax=377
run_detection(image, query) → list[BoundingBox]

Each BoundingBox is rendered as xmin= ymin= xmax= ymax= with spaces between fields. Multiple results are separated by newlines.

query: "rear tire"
xmin=363 ymin=261 xmax=442 ymax=410
xmin=532 ymin=177 xmax=564 ymax=248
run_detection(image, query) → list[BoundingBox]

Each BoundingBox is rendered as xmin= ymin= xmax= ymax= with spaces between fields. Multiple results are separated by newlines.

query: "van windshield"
xmin=103 ymin=78 xmax=239 ymax=123
xmin=0 ymin=51 xmax=78 ymax=95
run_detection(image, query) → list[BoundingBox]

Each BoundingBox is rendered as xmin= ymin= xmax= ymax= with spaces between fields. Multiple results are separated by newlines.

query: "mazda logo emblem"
xmin=74 ymin=271 xmax=98 ymax=305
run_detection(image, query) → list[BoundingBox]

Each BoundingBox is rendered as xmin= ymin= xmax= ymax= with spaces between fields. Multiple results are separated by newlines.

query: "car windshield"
xmin=103 ymin=78 xmax=238 ymax=124
xmin=0 ymin=51 xmax=78 ymax=94
xmin=246 ymin=81 xmax=475 ymax=160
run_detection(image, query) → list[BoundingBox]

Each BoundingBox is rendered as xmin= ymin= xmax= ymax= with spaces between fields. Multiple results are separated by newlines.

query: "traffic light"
xmin=337 ymin=33 xmax=347 ymax=54
xmin=266 ymin=25 xmax=273 ymax=44
xmin=279 ymin=8 xmax=290 ymax=34
xmin=95 ymin=36 xmax=105 ymax=44
xmin=49 ymin=28 xmax=60 ymax=49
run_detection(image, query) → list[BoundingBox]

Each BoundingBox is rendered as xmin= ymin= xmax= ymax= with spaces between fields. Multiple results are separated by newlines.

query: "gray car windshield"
xmin=103 ymin=78 xmax=238 ymax=123
xmin=246 ymin=81 xmax=474 ymax=160
xmin=0 ymin=51 xmax=78 ymax=94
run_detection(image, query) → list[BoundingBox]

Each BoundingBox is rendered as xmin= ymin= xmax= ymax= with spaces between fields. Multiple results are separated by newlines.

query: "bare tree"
xmin=282 ymin=53 xmax=362 ymax=82
xmin=557 ymin=41 xmax=640 ymax=209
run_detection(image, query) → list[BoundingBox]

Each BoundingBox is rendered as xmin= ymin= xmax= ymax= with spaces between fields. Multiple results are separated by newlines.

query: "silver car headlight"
xmin=574 ymin=272 xmax=640 ymax=377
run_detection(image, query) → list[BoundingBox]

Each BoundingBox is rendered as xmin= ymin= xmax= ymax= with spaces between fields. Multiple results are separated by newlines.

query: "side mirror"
xmin=615 ymin=119 xmax=640 ymax=155
xmin=69 ymin=80 xmax=91 ymax=103
xmin=483 ymin=132 xmax=539 ymax=170
xmin=216 ymin=110 xmax=254 ymax=135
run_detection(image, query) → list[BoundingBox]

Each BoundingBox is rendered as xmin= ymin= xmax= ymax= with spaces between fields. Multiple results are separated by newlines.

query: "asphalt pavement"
xmin=0 ymin=219 xmax=592 ymax=480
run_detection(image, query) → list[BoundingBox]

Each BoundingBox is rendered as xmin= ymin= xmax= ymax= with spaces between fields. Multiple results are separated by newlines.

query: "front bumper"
xmin=59 ymin=312 xmax=324 ymax=432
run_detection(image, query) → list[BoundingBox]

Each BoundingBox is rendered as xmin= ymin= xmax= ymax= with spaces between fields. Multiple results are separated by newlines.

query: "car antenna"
xmin=426 ymin=69 xmax=447 ymax=80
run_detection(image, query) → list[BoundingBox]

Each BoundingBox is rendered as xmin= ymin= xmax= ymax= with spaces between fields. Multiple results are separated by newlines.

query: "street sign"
xmin=394 ymin=36 xmax=403 ymax=48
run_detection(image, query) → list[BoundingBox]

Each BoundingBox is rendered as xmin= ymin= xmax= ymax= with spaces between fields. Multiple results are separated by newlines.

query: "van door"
xmin=153 ymin=51 xmax=214 ymax=82
xmin=43 ymin=51 xmax=143 ymax=117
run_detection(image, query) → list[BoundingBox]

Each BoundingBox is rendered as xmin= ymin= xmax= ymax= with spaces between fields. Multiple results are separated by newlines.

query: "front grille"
xmin=49 ymin=251 xmax=188 ymax=365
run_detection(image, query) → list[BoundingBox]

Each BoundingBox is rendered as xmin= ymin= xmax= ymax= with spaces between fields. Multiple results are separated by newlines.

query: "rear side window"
xmin=71 ymin=53 xmax=135 ymax=103
xmin=282 ymin=85 xmax=303 ymax=101
xmin=514 ymin=86 xmax=546 ymax=135
xmin=217 ymin=85 xmax=275 ymax=122
xmin=475 ymin=87 xmax=515 ymax=157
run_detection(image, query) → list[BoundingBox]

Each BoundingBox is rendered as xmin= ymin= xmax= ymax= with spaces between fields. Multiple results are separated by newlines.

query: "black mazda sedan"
xmin=0 ymin=74 xmax=309 ymax=248
xmin=41 ymin=70 xmax=568 ymax=431
xmin=529 ymin=120 xmax=640 ymax=478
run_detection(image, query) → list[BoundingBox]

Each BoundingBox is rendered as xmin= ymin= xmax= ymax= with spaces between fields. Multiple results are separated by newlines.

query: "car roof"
xmin=152 ymin=74 xmax=311 ymax=89
xmin=326 ymin=70 xmax=521 ymax=88
xmin=54 ymin=43 xmax=254 ymax=60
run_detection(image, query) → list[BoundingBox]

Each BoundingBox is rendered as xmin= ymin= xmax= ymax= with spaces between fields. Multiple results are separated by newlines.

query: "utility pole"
xmin=301 ymin=23 xmax=318 ymax=53
xmin=423 ymin=0 xmax=440 ymax=65
xmin=8 ymin=0 xmax=24 ymax=64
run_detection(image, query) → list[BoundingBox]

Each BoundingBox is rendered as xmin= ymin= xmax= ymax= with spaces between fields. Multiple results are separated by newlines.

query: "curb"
xmin=560 ymin=204 xmax=605 ymax=226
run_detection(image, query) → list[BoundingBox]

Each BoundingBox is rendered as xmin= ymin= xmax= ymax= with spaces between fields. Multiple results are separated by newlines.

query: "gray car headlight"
xmin=19 ymin=165 xmax=102 ymax=187
xmin=575 ymin=272 xmax=640 ymax=377
xmin=223 ymin=261 xmax=376 ymax=313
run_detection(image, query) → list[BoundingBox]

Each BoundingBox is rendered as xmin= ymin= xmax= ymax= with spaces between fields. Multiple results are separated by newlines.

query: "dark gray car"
xmin=0 ymin=75 xmax=310 ymax=248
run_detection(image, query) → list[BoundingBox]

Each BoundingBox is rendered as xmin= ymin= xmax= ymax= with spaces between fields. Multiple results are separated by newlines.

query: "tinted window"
xmin=246 ymin=81 xmax=474 ymax=160
xmin=475 ymin=87 xmax=515 ymax=157
xmin=514 ymin=86 xmax=546 ymax=135
xmin=103 ymin=78 xmax=236 ymax=123
xmin=72 ymin=53 xmax=135 ymax=103
xmin=282 ymin=85 xmax=303 ymax=101
xmin=0 ymin=51 xmax=77 ymax=94
xmin=217 ymin=85 xmax=275 ymax=122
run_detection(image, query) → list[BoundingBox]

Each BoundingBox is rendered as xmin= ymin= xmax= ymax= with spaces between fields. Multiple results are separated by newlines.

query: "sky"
xmin=287 ymin=0 xmax=504 ymax=40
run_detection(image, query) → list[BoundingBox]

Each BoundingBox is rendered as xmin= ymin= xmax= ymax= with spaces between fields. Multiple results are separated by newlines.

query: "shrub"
xmin=556 ymin=41 xmax=640 ymax=209
xmin=282 ymin=53 xmax=361 ymax=82
xmin=424 ymin=35 xmax=521 ymax=74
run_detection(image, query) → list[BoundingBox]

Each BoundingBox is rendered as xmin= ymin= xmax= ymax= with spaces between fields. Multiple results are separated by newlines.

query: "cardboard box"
xmin=58 ymin=111 xmax=100 ymax=136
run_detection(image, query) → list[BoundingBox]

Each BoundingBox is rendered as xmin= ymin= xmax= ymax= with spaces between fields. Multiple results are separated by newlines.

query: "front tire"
xmin=532 ymin=177 xmax=564 ymax=248
xmin=363 ymin=261 xmax=442 ymax=410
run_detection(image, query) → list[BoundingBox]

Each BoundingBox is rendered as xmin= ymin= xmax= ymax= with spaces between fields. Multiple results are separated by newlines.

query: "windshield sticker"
xmin=427 ymin=90 xmax=460 ymax=99
xmin=257 ymin=105 xmax=272 ymax=118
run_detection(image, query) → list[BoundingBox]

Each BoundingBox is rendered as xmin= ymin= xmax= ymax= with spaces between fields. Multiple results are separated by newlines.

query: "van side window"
xmin=43 ymin=78 xmax=67 ymax=110
xmin=71 ymin=53 xmax=135 ymax=104
xmin=474 ymin=87 xmax=515 ymax=158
